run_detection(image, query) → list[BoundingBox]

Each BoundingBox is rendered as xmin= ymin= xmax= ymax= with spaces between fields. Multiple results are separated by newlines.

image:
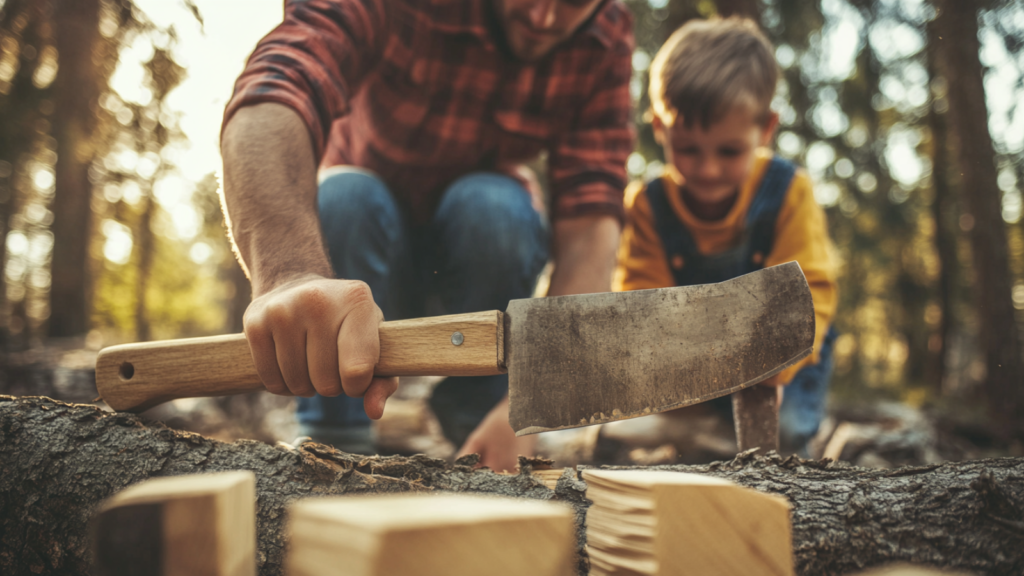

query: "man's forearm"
xmin=546 ymin=214 xmax=621 ymax=297
xmin=221 ymin=103 xmax=331 ymax=297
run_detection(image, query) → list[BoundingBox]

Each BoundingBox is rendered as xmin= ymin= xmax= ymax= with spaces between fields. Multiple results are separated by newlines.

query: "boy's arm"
xmin=612 ymin=181 xmax=676 ymax=292
xmin=761 ymin=170 xmax=839 ymax=385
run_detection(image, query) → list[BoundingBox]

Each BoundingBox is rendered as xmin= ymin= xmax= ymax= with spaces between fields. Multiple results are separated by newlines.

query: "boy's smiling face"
xmin=654 ymin=105 xmax=778 ymax=217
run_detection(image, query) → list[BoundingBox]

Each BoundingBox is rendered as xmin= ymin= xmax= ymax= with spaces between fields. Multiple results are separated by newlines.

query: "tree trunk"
xmin=934 ymin=0 xmax=1024 ymax=437
xmin=133 ymin=192 xmax=155 ymax=341
xmin=48 ymin=0 xmax=101 ymax=338
xmin=2 ymin=396 xmax=1023 ymax=576
xmin=0 ymin=0 xmax=51 ymax=351
xmin=925 ymin=21 xmax=958 ymax=393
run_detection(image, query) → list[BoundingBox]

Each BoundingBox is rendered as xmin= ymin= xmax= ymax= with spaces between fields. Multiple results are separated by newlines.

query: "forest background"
xmin=1 ymin=0 xmax=1023 ymax=450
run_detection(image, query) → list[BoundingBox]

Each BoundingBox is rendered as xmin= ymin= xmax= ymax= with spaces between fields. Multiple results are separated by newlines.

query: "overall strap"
xmin=744 ymin=156 xmax=797 ymax=266
xmin=644 ymin=177 xmax=701 ymax=287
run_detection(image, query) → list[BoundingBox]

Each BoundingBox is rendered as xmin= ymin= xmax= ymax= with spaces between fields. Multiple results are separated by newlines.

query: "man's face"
xmin=495 ymin=0 xmax=605 ymax=62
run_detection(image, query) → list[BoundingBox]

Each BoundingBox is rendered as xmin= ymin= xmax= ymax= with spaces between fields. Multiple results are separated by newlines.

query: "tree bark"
xmin=49 ymin=0 xmax=101 ymax=338
xmin=2 ymin=396 xmax=1023 ymax=576
xmin=934 ymin=0 xmax=1024 ymax=437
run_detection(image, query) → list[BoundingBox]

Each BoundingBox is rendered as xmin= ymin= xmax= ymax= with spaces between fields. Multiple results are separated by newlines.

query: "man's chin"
xmin=508 ymin=37 xmax=559 ymax=62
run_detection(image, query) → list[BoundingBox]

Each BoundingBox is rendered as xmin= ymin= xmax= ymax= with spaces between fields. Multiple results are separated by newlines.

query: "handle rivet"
xmin=451 ymin=331 xmax=464 ymax=346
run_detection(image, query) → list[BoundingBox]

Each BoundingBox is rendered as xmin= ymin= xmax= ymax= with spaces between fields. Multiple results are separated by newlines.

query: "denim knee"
xmin=317 ymin=170 xmax=403 ymax=299
xmin=433 ymin=172 xmax=549 ymax=311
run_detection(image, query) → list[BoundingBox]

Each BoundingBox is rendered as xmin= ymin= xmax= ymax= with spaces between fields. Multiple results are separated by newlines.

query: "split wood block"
xmin=583 ymin=470 xmax=793 ymax=576
xmin=285 ymin=493 xmax=575 ymax=576
xmin=92 ymin=471 xmax=256 ymax=576
xmin=532 ymin=468 xmax=570 ymax=490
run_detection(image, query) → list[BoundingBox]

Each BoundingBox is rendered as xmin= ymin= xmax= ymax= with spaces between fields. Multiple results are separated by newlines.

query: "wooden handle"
xmin=96 ymin=311 xmax=506 ymax=412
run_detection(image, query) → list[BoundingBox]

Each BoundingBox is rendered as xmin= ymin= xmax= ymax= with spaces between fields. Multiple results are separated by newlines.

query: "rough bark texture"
xmin=935 ymin=0 xmax=1024 ymax=437
xmin=2 ymin=396 xmax=1023 ymax=576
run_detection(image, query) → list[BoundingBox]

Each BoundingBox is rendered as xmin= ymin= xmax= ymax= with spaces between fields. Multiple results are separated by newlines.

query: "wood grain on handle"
xmin=96 ymin=311 xmax=506 ymax=413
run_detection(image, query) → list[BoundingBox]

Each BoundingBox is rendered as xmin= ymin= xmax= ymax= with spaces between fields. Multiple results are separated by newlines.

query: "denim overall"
xmin=644 ymin=157 xmax=836 ymax=455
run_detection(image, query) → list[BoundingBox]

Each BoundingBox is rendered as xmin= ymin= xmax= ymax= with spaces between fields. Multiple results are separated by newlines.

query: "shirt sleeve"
xmin=760 ymin=169 xmax=839 ymax=386
xmin=548 ymin=16 xmax=635 ymax=224
xmin=222 ymin=0 xmax=388 ymax=160
xmin=613 ymin=180 xmax=676 ymax=292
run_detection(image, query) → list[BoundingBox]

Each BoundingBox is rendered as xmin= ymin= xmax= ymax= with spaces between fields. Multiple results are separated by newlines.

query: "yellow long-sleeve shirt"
xmin=613 ymin=149 xmax=838 ymax=385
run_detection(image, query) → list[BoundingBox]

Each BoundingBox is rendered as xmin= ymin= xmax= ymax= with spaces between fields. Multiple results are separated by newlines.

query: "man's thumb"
xmin=362 ymin=377 xmax=398 ymax=420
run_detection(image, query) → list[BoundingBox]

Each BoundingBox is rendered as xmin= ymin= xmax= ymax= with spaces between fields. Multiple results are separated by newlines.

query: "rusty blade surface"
xmin=506 ymin=261 xmax=814 ymax=436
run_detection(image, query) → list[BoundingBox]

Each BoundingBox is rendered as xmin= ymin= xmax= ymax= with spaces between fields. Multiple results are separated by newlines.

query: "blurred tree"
xmin=135 ymin=47 xmax=184 ymax=342
xmin=49 ymin=0 xmax=101 ymax=339
xmin=716 ymin=0 xmax=761 ymax=19
xmin=192 ymin=173 xmax=250 ymax=334
xmin=0 ymin=0 xmax=146 ymax=349
xmin=934 ymin=0 xmax=1024 ymax=437
xmin=0 ymin=0 xmax=51 ymax=351
xmin=924 ymin=19 xmax=957 ymax=392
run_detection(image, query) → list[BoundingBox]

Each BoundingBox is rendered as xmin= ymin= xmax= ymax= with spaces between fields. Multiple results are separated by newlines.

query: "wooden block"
xmin=531 ymin=468 xmax=570 ymax=490
xmin=583 ymin=470 xmax=793 ymax=576
xmin=285 ymin=493 xmax=574 ymax=576
xmin=92 ymin=471 xmax=256 ymax=576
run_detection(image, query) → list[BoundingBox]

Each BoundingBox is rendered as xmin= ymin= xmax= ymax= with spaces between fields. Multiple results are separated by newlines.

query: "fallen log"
xmin=1 ymin=395 xmax=1022 ymax=575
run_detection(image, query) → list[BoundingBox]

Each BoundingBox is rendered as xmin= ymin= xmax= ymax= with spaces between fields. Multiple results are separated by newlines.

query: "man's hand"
xmin=242 ymin=274 xmax=398 ymax=419
xmin=222 ymin=103 xmax=397 ymax=419
xmin=457 ymin=397 xmax=537 ymax=472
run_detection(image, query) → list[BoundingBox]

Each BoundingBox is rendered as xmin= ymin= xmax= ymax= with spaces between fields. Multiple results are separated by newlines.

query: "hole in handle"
xmin=119 ymin=362 xmax=135 ymax=381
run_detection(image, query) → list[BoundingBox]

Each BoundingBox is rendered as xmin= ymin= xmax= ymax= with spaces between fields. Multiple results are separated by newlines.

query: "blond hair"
xmin=649 ymin=17 xmax=778 ymax=129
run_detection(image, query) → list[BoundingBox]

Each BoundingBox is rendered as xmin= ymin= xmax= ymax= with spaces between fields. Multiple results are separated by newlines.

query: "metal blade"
xmin=506 ymin=261 xmax=815 ymax=435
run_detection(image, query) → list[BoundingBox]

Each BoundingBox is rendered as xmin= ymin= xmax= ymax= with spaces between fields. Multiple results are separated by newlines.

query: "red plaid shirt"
xmin=224 ymin=0 xmax=635 ymax=224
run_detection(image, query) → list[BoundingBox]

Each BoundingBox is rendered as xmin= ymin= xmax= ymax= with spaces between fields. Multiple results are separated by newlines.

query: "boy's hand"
xmin=242 ymin=273 xmax=399 ymax=420
xmin=457 ymin=397 xmax=537 ymax=473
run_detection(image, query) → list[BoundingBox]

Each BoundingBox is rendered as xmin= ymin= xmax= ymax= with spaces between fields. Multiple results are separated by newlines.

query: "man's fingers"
xmin=243 ymin=321 xmax=289 ymax=396
xmin=275 ymin=331 xmax=315 ymax=397
xmin=362 ymin=377 xmax=399 ymax=420
xmin=306 ymin=320 xmax=344 ymax=397
xmin=243 ymin=277 xmax=386 ymax=403
xmin=336 ymin=285 xmax=383 ymax=398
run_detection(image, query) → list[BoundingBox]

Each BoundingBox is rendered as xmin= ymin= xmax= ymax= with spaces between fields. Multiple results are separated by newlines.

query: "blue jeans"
xmin=297 ymin=169 xmax=549 ymax=454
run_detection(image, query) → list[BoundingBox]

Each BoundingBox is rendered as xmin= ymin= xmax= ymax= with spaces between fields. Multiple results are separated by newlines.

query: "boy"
xmin=613 ymin=17 xmax=838 ymax=456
